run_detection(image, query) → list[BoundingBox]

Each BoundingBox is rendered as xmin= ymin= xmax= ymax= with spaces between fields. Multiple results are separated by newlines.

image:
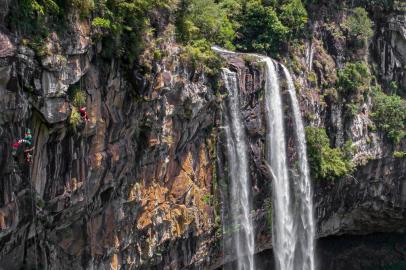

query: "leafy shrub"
xmin=337 ymin=62 xmax=370 ymax=97
xmin=69 ymin=107 xmax=82 ymax=128
xmin=177 ymin=0 xmax=236 ymax=49
xmin=371 ymin=88 xmax=406 ymax=144
xmin=305 ymin=127 xmax=354 ymax=180
xmin=180 ymin=39 xmax=223 ymax=75
xmin=393 ymin=151 xmax=406 ymax=158
xmin=175 ymin=0 xmax=236 ymax=73
xmin=342 ymin=7 xmax=373 ymax=47
xmin=175 ymin=0 xmax=308 ymax=57
xmin=69 ymin=88 xmax=87 ymax=107
xmin=91 ymin=17 xmax=111 ymax=29
xmin=236 ymin=0 xmax=307 ymax=55
xmin=236 ymin=0 xmax=288 ymax=53
xmin=279 ymin=0 xmax=308 ymax=37
xmin=27 ymin=37 xmax=51 ymax=57
xmin=8 ymin=0 xmax=60 ymax=36
xmin=389 ymin=81 xmax=398 ymax=93
xmin=91 ymin=0 xmax=170 ymax=64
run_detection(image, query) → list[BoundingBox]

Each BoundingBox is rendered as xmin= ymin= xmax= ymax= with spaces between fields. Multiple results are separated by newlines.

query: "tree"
xmin=305 ymin=127 xmax=354 ymax=180
xmin=337 ymin=62 xmax=370 ymax=96
xmin=177 ymin=0 xmax=236 ymax=49
xmin=235 ymin=0 xmax=307 ymax=55
xmin=342 ymin=7 xmax=373 ymax=47
xmin=372 ymin=89 xmax=406 ymax=144
xmin=236 ymin=0 xmax=289 ymax=53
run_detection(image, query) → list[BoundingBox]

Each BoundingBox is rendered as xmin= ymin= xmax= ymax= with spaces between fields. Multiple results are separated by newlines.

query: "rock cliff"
xmin=0 ymin=1 xmax=405 ymax=269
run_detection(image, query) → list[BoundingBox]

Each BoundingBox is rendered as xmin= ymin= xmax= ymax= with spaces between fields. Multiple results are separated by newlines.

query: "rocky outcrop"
xmin=1 ymin=1 xmax=406 ymax=270
xmin=316 ymin=157 xmax=406 ymax=237
xmin=373 ymin=3 xmax=406 ymax=95
xmin=0 ymin=15 xmax=223 ymax=268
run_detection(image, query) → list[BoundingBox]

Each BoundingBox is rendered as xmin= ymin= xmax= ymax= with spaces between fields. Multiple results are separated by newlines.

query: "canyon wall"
xmin=0 ymin=1 xmax=405 ymax=269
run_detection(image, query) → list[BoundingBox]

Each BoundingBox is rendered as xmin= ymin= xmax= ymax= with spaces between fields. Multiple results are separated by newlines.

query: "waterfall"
xmin=262 ymin=57 xmax=315 ymax=270
xmin=215 ymin=46 xmax=315 ymax=270
xmin=222 ymin=68 xmax=255 ymax=270
xmin=282 ymin=65 xmax=316 ymax=270
xmin=262 ymin=57 xmax=296 ymax=270
xmin=306 ymin=41 xmax=314 ymax=71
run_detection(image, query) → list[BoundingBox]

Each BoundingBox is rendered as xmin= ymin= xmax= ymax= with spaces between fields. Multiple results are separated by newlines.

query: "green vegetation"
xmin=69 ymin=107 xmax=82 ymax=129
xmin=342 ymin=7 xmax=373 ymax=47
xmin=180 ymin=41 xmax=223 ymax=75
xmin=236 ymin=0 xmax=307 ymax=55
xmin=371 ymin=88 xmax=406 ymax=144
xmin=337 ymin=62 xmax=370 ymax=116
xmin=8 ymin=0 xmax=95 ymax=35
xmin=389 ymin=81 xmax=399 ymax=93
xmin=393 ymin=151 xmax=406 ymax=158
xmin=236 ymin=0 xmax=288 ymax=53
xmin=90 ymin=0 xmax=171 ymax=64
xmin=174 ymin=0 xmax=309 ymax=70
xmin=305 ymin=127 xmax=354 ymax=180
xmin=69 ymin=88 xmax=87 ymax=108
xmin=176 ymin=0 xmax=236 ymax=49
xmin=8 ymin=0 xmax=60 ymax=36
xmin=337 ymin=62 xmax=370 ymax=97
xmin=175 ymin=0 xmax=236 ymax=73
xmin=202 ymin=194 xmax=213 ymax=205
xmin=91 ymin=17 xmax=111 ymax=29
xmin=9 ymin=0 xmax=311 ymax=70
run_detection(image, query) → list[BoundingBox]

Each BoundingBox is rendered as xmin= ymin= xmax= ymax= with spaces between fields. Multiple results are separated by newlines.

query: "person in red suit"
xmin=79 ymin=107 xmax=90 ymax=122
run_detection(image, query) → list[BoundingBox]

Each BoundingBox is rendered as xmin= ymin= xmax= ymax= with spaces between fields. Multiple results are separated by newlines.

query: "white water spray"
xmin=262 ymin=57 xmax=316 ymax=270
xmin=262 ymin=57 xmax=296 ymax=270
xmin=222 ymin=68 xmax=255 ymax=270
xmin=282 ymin=65 xmax=316 ymax=270
xmin=214 ymin=46 xmax=315 ymax=270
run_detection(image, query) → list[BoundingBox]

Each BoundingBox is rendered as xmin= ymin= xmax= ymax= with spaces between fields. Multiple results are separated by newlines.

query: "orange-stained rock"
xmin=91 ymin=152 xmax=104 ymax=168
xmin=170 ymin=151 xmax=194 ymax=200
xmin=0 ymin=212 xmax=5 ymax=230
xmin=111 ymin=254 xmax=118 ymax=270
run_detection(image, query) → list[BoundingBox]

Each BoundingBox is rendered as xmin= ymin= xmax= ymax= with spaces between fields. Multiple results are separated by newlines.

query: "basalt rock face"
xmin=0 ymin=14 xmax=221 ymax=269
xmin=373 ymin=2 xmax=406 ymax=96
xmin=0 ymin=2 xmax=406 ymax=270
xmin=316 ymin=157 xmax=406 ymax=238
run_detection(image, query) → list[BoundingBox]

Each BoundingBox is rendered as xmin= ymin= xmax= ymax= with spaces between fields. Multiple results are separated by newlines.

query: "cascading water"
xmin=262 ymin=57 xmax=315 ymax=270
xmin=214 ymin=46 xmax=314 ymax=270
xmin=282 ymin=65 xmax=316 ymax=270
xmin=262 ymin=57 xmax=296 ymax=270
xmin=222 ymin=68 xmax=255 ymax=270
xmin=306 ymin=41 xmax=314 ymax=71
